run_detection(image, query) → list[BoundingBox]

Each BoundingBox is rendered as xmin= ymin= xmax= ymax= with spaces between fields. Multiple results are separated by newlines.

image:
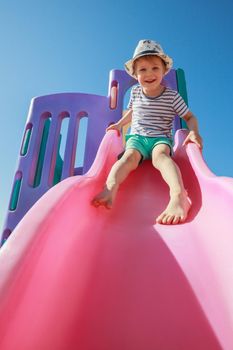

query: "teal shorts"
xmin=125 ymin=134 xmax=173 ymax=161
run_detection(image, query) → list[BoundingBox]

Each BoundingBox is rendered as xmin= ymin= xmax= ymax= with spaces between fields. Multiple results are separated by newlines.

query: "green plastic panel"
xmin=33 ymin=119 xmax=51 ymax=187
xmin=176 ymin=69 xmax=188 ymax=129
xmin=10 ymin=178 xmax=22 ymax=211
xmin=21 ymin=128 xmax=32 ymax=156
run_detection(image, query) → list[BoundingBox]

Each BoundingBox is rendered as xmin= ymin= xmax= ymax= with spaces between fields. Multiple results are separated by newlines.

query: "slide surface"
xmin=0 ymin=130 xmax=233 ymax=350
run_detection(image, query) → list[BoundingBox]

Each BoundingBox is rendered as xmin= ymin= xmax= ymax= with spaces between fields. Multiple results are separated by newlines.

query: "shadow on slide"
xmin=0 ymin=130 xmax=233 ymax=350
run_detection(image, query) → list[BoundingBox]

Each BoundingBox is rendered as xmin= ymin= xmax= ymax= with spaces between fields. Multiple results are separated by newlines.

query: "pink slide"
xmin=0 ymin=130 xmax=233 ymax=350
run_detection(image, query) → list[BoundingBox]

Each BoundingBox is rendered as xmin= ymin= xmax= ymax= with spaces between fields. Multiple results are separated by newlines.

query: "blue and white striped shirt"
xmin=127 ymin=85 xmax=189 ymax=138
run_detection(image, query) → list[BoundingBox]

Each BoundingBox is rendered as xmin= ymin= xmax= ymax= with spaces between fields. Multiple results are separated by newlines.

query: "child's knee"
xmin=120 ymin=149 xmax=141 ymax=168
xmin=152 ymin=149 xmax=170 ymax=168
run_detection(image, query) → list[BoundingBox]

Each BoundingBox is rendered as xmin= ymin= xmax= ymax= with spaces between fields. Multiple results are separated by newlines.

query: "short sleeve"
xmin=172 ymin=92 xmax=189 ymax=118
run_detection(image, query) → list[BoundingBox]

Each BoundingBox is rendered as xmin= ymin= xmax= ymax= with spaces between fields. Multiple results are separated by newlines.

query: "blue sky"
xmin=0 ymin=0 xmax=233 ymax=229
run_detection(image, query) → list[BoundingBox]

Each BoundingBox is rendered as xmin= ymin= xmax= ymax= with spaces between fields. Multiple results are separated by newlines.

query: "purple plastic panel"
xmin=1 ymin=69 xmax=182 ymax=244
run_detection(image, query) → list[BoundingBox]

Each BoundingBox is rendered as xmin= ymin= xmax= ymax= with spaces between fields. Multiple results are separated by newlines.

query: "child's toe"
xmin=165 ymin=215 xmax=175 ymax=224
xmin=156 ymin=213 xmax=165 ymax=223
xmin=105 ymin=200 xmax=113 ymax=209
xmin=171 ymin=215 xmax=180 ymax=224
xmin=161 ymin=214 xmax=169 ymax=224
xmin=91 ymin=199 xmax=98 ymax=207
xmin=179 ymin=215 xmax=186 ymax=223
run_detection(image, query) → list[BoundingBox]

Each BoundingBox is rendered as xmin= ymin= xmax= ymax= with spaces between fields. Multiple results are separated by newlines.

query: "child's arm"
xmin=182 ymin=111 xmax=203 ymax=149
xmin=106 ymin=109 xmax=133 ymax=135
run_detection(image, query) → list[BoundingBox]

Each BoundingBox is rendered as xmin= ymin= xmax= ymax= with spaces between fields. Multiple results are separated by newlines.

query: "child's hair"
xmin=132 ymin=55 xmax=166 ymax=77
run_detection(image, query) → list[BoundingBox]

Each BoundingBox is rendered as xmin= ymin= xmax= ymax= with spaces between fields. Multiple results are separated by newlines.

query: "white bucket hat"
xmin=125 ymin=39 xmax=173 ymax=78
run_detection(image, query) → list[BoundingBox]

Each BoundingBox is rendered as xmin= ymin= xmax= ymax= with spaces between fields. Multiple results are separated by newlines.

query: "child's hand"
xmin=182 ymin=130 xmax=203 ymax=149
xmin=106 ymin=123 xmax=121 ymax=136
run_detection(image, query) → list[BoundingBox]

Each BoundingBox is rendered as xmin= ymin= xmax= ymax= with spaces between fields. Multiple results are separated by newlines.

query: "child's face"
xmin=134 ymin=56 xmax=166 ymax=93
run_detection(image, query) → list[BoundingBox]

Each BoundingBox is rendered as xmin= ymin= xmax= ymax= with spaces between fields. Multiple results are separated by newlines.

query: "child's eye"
xmin=139 ymin=68 xmax=146 ymax=72
xmin=152 ymin=66 xmax=159 ymax=70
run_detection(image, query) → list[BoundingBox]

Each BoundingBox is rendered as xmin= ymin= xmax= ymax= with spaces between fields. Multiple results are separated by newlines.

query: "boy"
xmin=92 ymin=39 xmax=202 ymax=225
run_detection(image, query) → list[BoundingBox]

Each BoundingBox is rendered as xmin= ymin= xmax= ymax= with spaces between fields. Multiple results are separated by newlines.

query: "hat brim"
xmin=125 ymin=53 xmax=173 ymax=78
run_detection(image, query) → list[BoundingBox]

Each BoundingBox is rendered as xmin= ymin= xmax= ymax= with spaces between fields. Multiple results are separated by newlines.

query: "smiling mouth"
xmin=145 ymin=79 xmax=156 ymax=83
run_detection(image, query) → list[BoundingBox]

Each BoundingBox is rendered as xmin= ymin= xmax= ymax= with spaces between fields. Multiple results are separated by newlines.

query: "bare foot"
xmin=91 ymin=184 xmax=118 ymax=209
xmin=156 ymin=192 xmax=192 ymax=225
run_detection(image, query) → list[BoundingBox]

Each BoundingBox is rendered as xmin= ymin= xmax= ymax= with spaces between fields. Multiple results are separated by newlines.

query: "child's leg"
xmin=152 ymin=144 xmax=191 ymax=224
xmin=92 ymin=149 xmax=141 ymax=209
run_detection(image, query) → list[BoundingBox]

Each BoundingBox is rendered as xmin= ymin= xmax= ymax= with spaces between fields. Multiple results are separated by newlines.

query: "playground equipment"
xmin=0 ymin=69 xmax=233 ymax=349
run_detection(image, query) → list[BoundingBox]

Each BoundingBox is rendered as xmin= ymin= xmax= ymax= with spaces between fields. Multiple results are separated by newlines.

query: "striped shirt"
xmin=127 ymin=85 xmax=189 ymax=138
